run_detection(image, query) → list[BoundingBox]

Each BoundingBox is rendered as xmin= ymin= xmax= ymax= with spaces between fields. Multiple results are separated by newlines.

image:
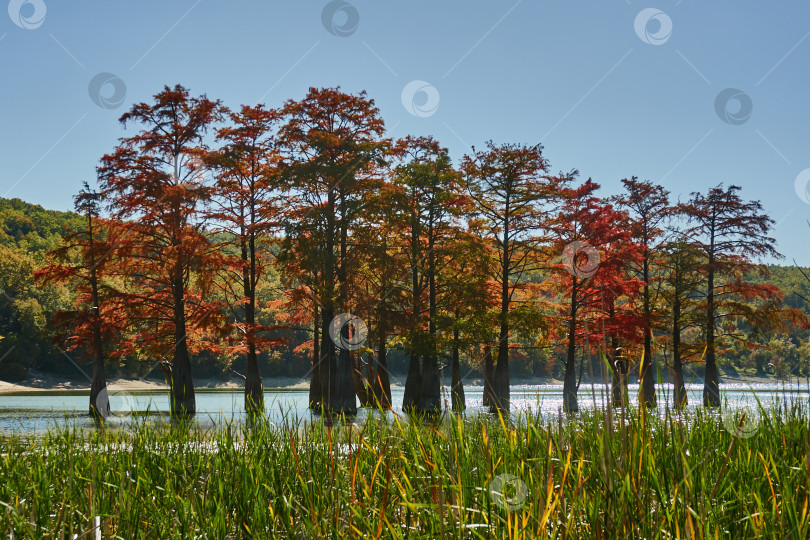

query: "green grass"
xmin=0 ymin=402 xmax=808 ymax=539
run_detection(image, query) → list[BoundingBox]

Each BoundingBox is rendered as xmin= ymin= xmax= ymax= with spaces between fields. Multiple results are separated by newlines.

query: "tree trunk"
xmin=371 ymin=325 xmax=392 ymax=408
xmin=243 ymin=252 xmax=263 ymax=415
xmin=610 ymin=339 xmax=626 ymax=409
xmin=171 ymin=277 xmax=195 ymax=418
xmin=309 ymin=306 xmax=323 ymax=410
xmin=87 ymin=215 xmax=107 ymax=421
xmin=610 ymin=362 xmax=623 ymax=408
xmin=640 ymin=265 xmax=656 ymax=407
xmin=483 ymin=345 xmax=495 ymax=408
xmin=364 ymin=351 xmax=375 ymax=405
xmin=492 ymin=205 xmax=511 ymax=413
xmin=607 ymin=300 xmax=627 ymax=408
xmin=562 ymin=279 xmax=579 ymax=412
xmin=244 ymin=342 xmax=263 ymax=415
xmin=418 ymin=354 xmax=441 ymax=415
xmin=451 ymin=326 xmax=465 ymax=411
xmin=491 ymin=278 xmax=510 ymax=413
xmin=331 ymin=192 xmax=357 ymax=416
xmin=418 ymin=231 xmax=441 ymax=416
xmin=492 ymin=343 xmax=510 ymax=413
xmin=404 ymin=216 xmax=422 ymax=414
xmin=89 ymin=339 xmax=107 ymax=421
xmin=403 ymin=353 xmax=421 ymax=412
xmin=352 ymin=352 xmax=369 ymax=406
xmin=319 ymin=306 xmax=336 ymax=414
xmin=244 ymin=204 xmax=264 ymax=415
xmin=331 ymin=341 xmax=357 ymax=416
xmin=672 ymin=292 xmax=687 ymax=409
xmin=672 ymin=328 xmax=687 ymax=409
xmin=703 ymin=264 xmax=720 ymax=406
xmin=640 ymin=328 xmax=656 ymax=407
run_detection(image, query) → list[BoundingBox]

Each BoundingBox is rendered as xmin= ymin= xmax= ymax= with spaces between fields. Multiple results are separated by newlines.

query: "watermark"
xmin=634 ymin=8 xmax=672 ymax=46
xmin=401 ymin=80 xmax=440 ymax=118
xmin=88 ymin=73 xmax=127 ymax=110
xmin=0 ymin=345 xmax=16 ymax=367
xmin=561 ymin=241 xmax=600 ymax=279
xmin=328 ymin=313 xmax=368 ymax=351
xmin=321 ymin=0 xmax=359 ymax=37
xmin=8 ymin=0 xmax=46 ymax=30
xmin=714 ymin=88 xmax=752 ymax=125
xmin=489 ymin=474 xmax=529 ymax=511
xmin=794 ymin=169 xmax=810 ymax=204
xmin=95 ymin=387 xmax=136 ymax=419
xmin=721 ymin=405 xmax=761 ymax=439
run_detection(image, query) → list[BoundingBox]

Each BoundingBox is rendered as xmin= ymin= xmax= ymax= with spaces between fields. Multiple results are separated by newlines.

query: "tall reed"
xmin=0 ymin=400 xmax=807 ymax=538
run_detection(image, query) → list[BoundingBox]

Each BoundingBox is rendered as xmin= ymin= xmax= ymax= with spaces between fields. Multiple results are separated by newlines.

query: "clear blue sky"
xmin=2 ymin=1 xmax=809 ymax=264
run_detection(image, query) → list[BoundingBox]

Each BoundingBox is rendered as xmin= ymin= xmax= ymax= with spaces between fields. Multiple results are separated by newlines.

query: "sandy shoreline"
xmin=0 ymin=374 xmax=535 ymax=394
xmin=0 ymin=375 xmax=311 ymax=394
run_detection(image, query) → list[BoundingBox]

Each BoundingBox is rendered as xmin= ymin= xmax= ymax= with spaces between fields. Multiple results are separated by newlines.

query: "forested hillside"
xmin=1 ymin=195 xmax=809 ymax=385
xmin=0 ymin=197 xmax=306 ymax=382
xmin=0 ymin=198 xmax=82 ymax=380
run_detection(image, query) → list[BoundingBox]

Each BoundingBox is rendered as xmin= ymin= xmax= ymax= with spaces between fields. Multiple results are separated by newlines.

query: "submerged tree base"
xmin=309 ymin=405 xmax=358 ymax=424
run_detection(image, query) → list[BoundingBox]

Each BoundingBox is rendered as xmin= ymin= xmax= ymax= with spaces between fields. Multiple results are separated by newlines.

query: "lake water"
xmin=1 ymin=382 xmax=807 ymax=434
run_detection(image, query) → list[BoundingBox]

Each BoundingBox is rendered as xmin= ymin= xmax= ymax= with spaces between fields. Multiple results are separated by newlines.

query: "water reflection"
xmin=1 ymin=382 xmax=807 ymax=434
